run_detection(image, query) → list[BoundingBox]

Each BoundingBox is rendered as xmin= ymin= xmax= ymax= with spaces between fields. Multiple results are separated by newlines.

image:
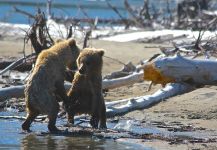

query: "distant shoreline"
xmin=0 ymin=0 xmax=126 ymax=10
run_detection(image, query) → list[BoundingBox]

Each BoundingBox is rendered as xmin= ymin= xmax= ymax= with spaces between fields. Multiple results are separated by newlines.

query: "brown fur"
xmin=67 ymin=48 xmax=107 ymax=129
xmin=22 ymin=39 xmax=80 ymax=132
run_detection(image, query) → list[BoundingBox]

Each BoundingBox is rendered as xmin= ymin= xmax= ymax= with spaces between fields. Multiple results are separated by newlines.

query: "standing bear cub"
xmin=22 ymin=38 xmax=80 ymax=132
xmin=67 ymin=48 xmax=107 ymax=129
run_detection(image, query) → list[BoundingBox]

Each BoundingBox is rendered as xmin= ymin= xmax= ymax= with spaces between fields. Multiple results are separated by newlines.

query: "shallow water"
xmin=1 ymin=108 xmax=217 ymax=150
xmin=0 ymin=119 xmax=149 ymax=150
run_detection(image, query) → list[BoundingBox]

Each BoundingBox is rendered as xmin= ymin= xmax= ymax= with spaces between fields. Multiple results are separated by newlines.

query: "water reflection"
xmin=21 ymin=134 xmax=123 ymax=150
xmin=0 ymin=119 xmax=136 ymax=150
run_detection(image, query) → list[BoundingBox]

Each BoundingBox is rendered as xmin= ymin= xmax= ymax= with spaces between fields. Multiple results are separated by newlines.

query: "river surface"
xmin=0 ymin=0 xmax=179 ymax=24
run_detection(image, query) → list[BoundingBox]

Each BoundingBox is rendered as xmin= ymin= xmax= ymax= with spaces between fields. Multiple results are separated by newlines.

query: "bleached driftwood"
xmin=103 ymin=62 xmax=136 ymax=80
xmin=106 ymin=83 xmax=193 ymax=117
xmin=0 ymin=115 xmax=46 ymax=121
xmin=102 ymin=71 xmax=143 ymax=90
xmin=0 ymin=86 xmax=25 ymax=101
xmin=137 ymin=34 xmax=187 ymax=43
xmin=143 ymin=54 xmax=217 ymax=86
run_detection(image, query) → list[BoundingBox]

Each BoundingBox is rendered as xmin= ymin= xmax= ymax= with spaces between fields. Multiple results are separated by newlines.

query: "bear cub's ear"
xmin=68 ymin=38 xmax=76 ymax=47
xmin=97 ymin=49 xmax=105 ymax=57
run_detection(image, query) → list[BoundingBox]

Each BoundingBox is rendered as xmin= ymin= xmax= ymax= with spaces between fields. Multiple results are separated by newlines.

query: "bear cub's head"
xmin=77 ymin=48 xmax=104 ymax=76
xmin=55 ymin=38 xmax=80 ymax=70
xmin=68 ymin=39 xmax=80 ymax=69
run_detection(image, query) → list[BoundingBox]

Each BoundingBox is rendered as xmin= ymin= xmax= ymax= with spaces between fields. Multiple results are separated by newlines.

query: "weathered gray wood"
xmin=0 ymin=86 xmax=25 ymax=101
xmin=106 ymin=83 xmax=193 ymax=118
xmin=144 ymin=54 xmax=217 ymax=85
xmin=103 ymin=71 xmax=143 ymax=90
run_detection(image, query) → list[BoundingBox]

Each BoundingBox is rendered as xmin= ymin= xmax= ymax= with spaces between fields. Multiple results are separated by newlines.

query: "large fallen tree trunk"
xmin=102 ymin=71 xmax=143 ymax=90
xmin=0 ymin=86 xmax=25 ymax=101
xmin=143 ymin=54 xmax=217 ymax=86
xmin=106 ymin=83 xmax=193 ymax=117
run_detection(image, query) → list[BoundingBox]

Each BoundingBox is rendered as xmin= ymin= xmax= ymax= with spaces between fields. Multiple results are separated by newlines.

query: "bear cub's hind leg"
xmin=22 ymin=111 xmax=39 ymax=132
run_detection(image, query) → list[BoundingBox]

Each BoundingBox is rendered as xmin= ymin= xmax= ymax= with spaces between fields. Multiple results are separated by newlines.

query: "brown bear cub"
xmin=22 ymin=39 xmax=80 ymax=132
xmin=67 ymin=48 xmax=107 ymax=129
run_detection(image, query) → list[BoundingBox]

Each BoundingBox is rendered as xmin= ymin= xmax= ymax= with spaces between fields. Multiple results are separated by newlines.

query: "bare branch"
xmin=103 ymin=56 xmax=126 ymax=66
xmin=13 ymin=6 xmax=35 ymax=19
xmin=83 ymin=30 xmax=92 ymax=48
xmin=106 ymin=1 xmax=130 ymax=28
xmin=124 ymin=0 xmax=145 ymax=28
xmin=66 ymin=25 xmax=73 ymax=39
xmin=0 ymin=53 xmax=36 ymax=75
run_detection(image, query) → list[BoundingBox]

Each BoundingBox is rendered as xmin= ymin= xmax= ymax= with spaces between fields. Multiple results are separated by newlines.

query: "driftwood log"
xmin=106 ymin=83 xmax=193 ymax=118
xmin=143 ymin=54 xmax=217 ymax=86
xmin=103 ymin=71 xmax=143 ymax=90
